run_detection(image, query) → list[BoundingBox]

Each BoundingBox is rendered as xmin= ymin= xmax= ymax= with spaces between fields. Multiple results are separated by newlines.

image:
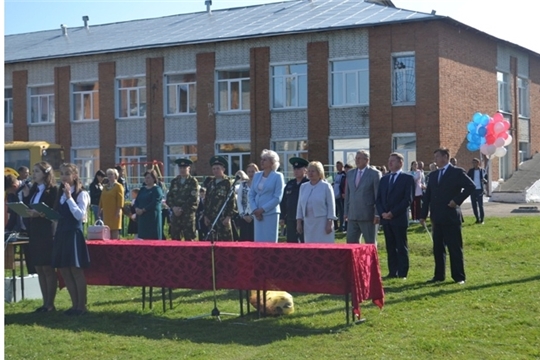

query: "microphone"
xmin=16 ymin=179 xmax=31 ymax=193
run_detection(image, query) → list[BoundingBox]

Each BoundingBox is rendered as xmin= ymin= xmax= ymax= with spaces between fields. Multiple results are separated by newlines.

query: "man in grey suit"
xmin=344 ymin=150 xmax=381 ymax=244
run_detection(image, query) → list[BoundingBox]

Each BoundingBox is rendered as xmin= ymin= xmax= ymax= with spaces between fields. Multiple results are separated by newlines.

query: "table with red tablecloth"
xmin=84 ymin=240 xmax=385 ymax=320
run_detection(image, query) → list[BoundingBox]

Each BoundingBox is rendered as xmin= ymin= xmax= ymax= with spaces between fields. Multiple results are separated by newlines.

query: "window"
xmin=165 ymin=144 xmax=197 ymax=179
xmin=331 ymin=59 xmax=369 ymax=106
xmin=393 ymin=133 xmax=416 ymax=170
xmin=518 ymin=78 xmax=530 ymax=118
xmin=272 ymin=64 xmax=307 ymax=109
xmin=216 ymin=143 xmax=251 ymax=176
xmin=73 ymin=82 xmax=99 ymax=121
xmin=332 ymin=138 xmax=369 ymax=168
xmin=72 ymin=148 xmax=100 ymax=186
xmin=29 ymin=85 xmax=55 ymax=123
xmin=5 ymin=88 xmax=13 ymax=124
xmin=497 ymin=72 xmax=510 ymax=112
xmin=166 ymin=74 xmax=196 ymax=115
xmin=392 ymin=55 xmax=415 ymax=105
xmin=118 ymin=146 xmax=147 ymax=188
xmin=217 ymin=71 xmax=250 ymax=112
xmin=118 ymin=78 xmax=146 ymax=118
xmin=273 ymin=140 xmax=308 ymax=179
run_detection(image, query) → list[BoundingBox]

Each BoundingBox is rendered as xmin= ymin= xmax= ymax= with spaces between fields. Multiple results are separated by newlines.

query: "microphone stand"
xmin=188 ymin=176 xmax=240 ymax=322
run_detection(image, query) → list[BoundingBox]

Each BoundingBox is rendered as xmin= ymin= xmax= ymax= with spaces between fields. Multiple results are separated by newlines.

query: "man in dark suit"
xmin=344 ymin=150 xmax=381 ymax=244
xmin=376 ymin=152 xmax=415 ymax=279
xmin=467 ymin=158 xmax=487 ymax=224
xmin=420 ymin=148 xmax=475 ymax=284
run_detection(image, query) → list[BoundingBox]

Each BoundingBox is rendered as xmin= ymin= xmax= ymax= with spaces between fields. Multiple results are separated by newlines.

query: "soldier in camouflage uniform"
xmin=166 ymin=158 xmax=199 ymax=241
xmin=203 ymin=156 xmax=236 ymax=241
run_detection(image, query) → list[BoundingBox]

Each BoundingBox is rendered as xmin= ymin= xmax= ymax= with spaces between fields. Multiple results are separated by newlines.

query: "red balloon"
xmin=503 ymin=120 xmax=511 ymax=131
xmin=485 ymin=134 xmax=496 ymax=145
xmin=492 ymin=112 xmax=504 ymax=123
xmin=501 ymin=132 xmax=509 ymax=140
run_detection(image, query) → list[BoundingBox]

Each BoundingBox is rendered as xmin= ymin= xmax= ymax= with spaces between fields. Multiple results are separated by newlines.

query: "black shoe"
xmin=34 ymin=306 xmax=47 ymax=313
xmin=383 ymin=274 xmax=398 ymax=280
xmin=64 ymin=308 xmax=75 ymax=316
xmin=426 ymin=278 xmax=444 ymax=283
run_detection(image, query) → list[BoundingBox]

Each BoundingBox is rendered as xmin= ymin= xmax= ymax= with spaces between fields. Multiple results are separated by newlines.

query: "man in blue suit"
xmin=420 ymin=148 xmax=475 ymax=284
xmin=376 ymin=152 xmax=415 ymax=279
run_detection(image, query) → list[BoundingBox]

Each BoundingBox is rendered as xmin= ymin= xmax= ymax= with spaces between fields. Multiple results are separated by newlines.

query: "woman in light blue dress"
xmin=248 ymin=150 xmax=285 ymax=243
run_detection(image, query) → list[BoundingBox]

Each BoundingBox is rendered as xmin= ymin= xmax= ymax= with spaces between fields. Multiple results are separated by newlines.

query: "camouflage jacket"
xmin=166 ymin=175 xmax=199 ymax=214
xmin=204 ymin=176 xmax=236 ymax=220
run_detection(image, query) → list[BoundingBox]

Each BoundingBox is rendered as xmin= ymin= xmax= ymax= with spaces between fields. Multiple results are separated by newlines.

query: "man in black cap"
xmin=166 ymin=158 xmax=199 ymax=241
xmin=203 ymin=156 xmax=236 ymax=241
xmin=279 ymin=157 xmax=309 ymax=243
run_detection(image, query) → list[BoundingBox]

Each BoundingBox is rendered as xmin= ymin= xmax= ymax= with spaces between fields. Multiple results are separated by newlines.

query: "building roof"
xmin=5 ymin=0 xmax=439 ymax=63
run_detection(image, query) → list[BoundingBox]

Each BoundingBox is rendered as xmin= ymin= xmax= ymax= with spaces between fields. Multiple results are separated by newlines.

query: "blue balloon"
xmin=477 ymin=126 xmax=487 ymax=137
xmin=467 ymin=142 xmax=480 ymax=151
xmin=472 ymin=112 xmax=483 ymax=124
xmin=467 ymin=133 xmax=474 ymax=142
xmin=480 ymin=137 xmax=486 ymax=145
xmin=467 ymin=122 xmax=477 ymax=132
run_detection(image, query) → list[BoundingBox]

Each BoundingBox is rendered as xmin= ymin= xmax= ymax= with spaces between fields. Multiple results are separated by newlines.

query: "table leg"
xmin=19 ymin=244 xmax=25 ymax=300
xmin=239 ymin=290 xmax=244 ymax=316
xmin=345 ymin=293 xmax=350 ymax=325
xmin=12 ymin=267 xmax=17 ymax=303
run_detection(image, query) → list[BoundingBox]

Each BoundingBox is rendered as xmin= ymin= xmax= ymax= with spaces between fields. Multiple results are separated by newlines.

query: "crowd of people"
xmin=4 ymin=147 xmax=488 ymax=315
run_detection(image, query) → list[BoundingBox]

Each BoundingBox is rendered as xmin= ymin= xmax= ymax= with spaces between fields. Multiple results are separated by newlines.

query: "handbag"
xmin=87 ymin=219 xmax=111 ymax=240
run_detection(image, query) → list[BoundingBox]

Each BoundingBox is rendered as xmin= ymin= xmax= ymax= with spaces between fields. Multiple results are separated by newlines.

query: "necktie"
xmin=355 ymin=170 xmax=362 ymax=187
xmin=389 ymin=173 xmax=396 ymax=186
xmin=438 ymin=168 xmax=445 ymax=183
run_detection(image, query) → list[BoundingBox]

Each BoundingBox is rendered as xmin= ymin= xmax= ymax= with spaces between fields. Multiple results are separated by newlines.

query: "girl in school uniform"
xmin=22 ymin=161 xmax=59 ymax=312
xmin=51 ymin=163 xmax=91 ymax=316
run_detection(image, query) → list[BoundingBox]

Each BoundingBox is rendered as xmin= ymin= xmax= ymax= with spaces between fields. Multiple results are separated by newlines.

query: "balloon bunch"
xmin=466 ymin=112 xmax=512 ymax=158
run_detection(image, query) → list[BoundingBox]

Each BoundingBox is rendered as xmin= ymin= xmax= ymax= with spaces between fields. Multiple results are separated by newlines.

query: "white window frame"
xmin=5 ymin=88 xmax=13 ymax=125
xmin=72 ymin=81 xmax=99 ymax=122
xmin=392 ymin=53 xmax=416 ymax=105
xmin=273 ymin=140 xmax=308 ymax=179
xmin=117 ymin=77 xmax=146 ymax=119
xmin=165 ymin=144 xmax=198 ymax=180
xmin=72 ymin=148 xmax=100 ymax=186
xmin=216 ymin=70 xmax=250 ymax=113
xmin=29 ymin=84 xmax=55 ymax=124
xmin=497 ymin=72 xmax=511 ymax=113
xmin=271 ymin=63 xmax=308 ymax=109
xmin=166 ymin=73 xmax=197 ymax=115
xmin=216 ymin=143 xmax=251 ymax=176
xmin=330 ymin=58 xmax=369 ymax=107
xmin=517 ymin=77 xmax=530 ymax=118
xmin=118 ymin=146 xmax=148 ymax=189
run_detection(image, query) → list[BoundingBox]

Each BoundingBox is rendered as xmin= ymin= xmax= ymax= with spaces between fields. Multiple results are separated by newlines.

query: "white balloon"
xmin=487 ymin=144 xmax=497 ymax=155
xmin=504 ymin=134 xmax=513 ymax=146
xmin=494 ymin=147 xmax=507 ymax=158
xmin=480 ymin=143 xmax=490 ymax=155
xmin=494 ymin=137 xmax=505 ymax=147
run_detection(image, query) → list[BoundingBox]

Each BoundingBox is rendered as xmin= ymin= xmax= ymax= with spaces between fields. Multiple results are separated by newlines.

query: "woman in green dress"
xmin=134 ymin=170 xmax=163 ymax=240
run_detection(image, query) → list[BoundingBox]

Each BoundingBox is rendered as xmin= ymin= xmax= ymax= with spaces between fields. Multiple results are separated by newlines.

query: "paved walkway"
xmin=460 ymin=200 xmax=539 ymax=218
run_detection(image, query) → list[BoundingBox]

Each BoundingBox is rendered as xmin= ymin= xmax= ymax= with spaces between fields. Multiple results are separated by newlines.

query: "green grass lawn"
xmin=4 ymin=216 xmax=540 ymax=359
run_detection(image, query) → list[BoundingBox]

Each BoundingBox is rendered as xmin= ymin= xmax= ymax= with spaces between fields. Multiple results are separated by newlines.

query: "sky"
xmin=2 ymin=0 xmax=539 ymax=54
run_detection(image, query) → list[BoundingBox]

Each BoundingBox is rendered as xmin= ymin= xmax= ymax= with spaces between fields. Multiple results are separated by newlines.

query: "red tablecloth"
xmin=85 ymin=240 xmax=384 ymax=318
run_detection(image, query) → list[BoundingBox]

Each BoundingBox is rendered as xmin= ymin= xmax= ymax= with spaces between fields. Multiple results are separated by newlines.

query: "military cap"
xmin=209 ymin=155 xmax=228 ymax=168
xmin=174 ymin=158 xmax=193 ymax=167
xmin=289 ymin=157 xmax=309 ymax=169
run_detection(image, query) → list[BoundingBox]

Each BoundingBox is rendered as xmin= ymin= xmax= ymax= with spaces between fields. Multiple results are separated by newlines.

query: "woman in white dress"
xmin=296 ymin=161 xmax=336 ymax=243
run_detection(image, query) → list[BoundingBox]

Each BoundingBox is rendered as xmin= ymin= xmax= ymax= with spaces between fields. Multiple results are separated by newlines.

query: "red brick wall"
xmin=307 ymin=41 xmax=329 ymax=163
xmin=146 ymin=57 xmax=165 ymax=163
xmin=437 ymin=21 xmax=498 ymax=171
xmin=370 ymin=20 xmax=499 ymax=169
xmin=12 ymin=70 xmax=28 ymax=141
xmin=250 ymin=47 xmax=271 ymax=161
xmin=196 ymin=52 xmax=216 ymax=176
xmin=369 ymin=26 xmax=393 ymax=166
xmin=54 ymin=66 xmax=71 ymax=160
xmin=98 ymin=62 xmax=117 ymax=169
xmin=530 ymin=56 xmax=540 ymax=156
